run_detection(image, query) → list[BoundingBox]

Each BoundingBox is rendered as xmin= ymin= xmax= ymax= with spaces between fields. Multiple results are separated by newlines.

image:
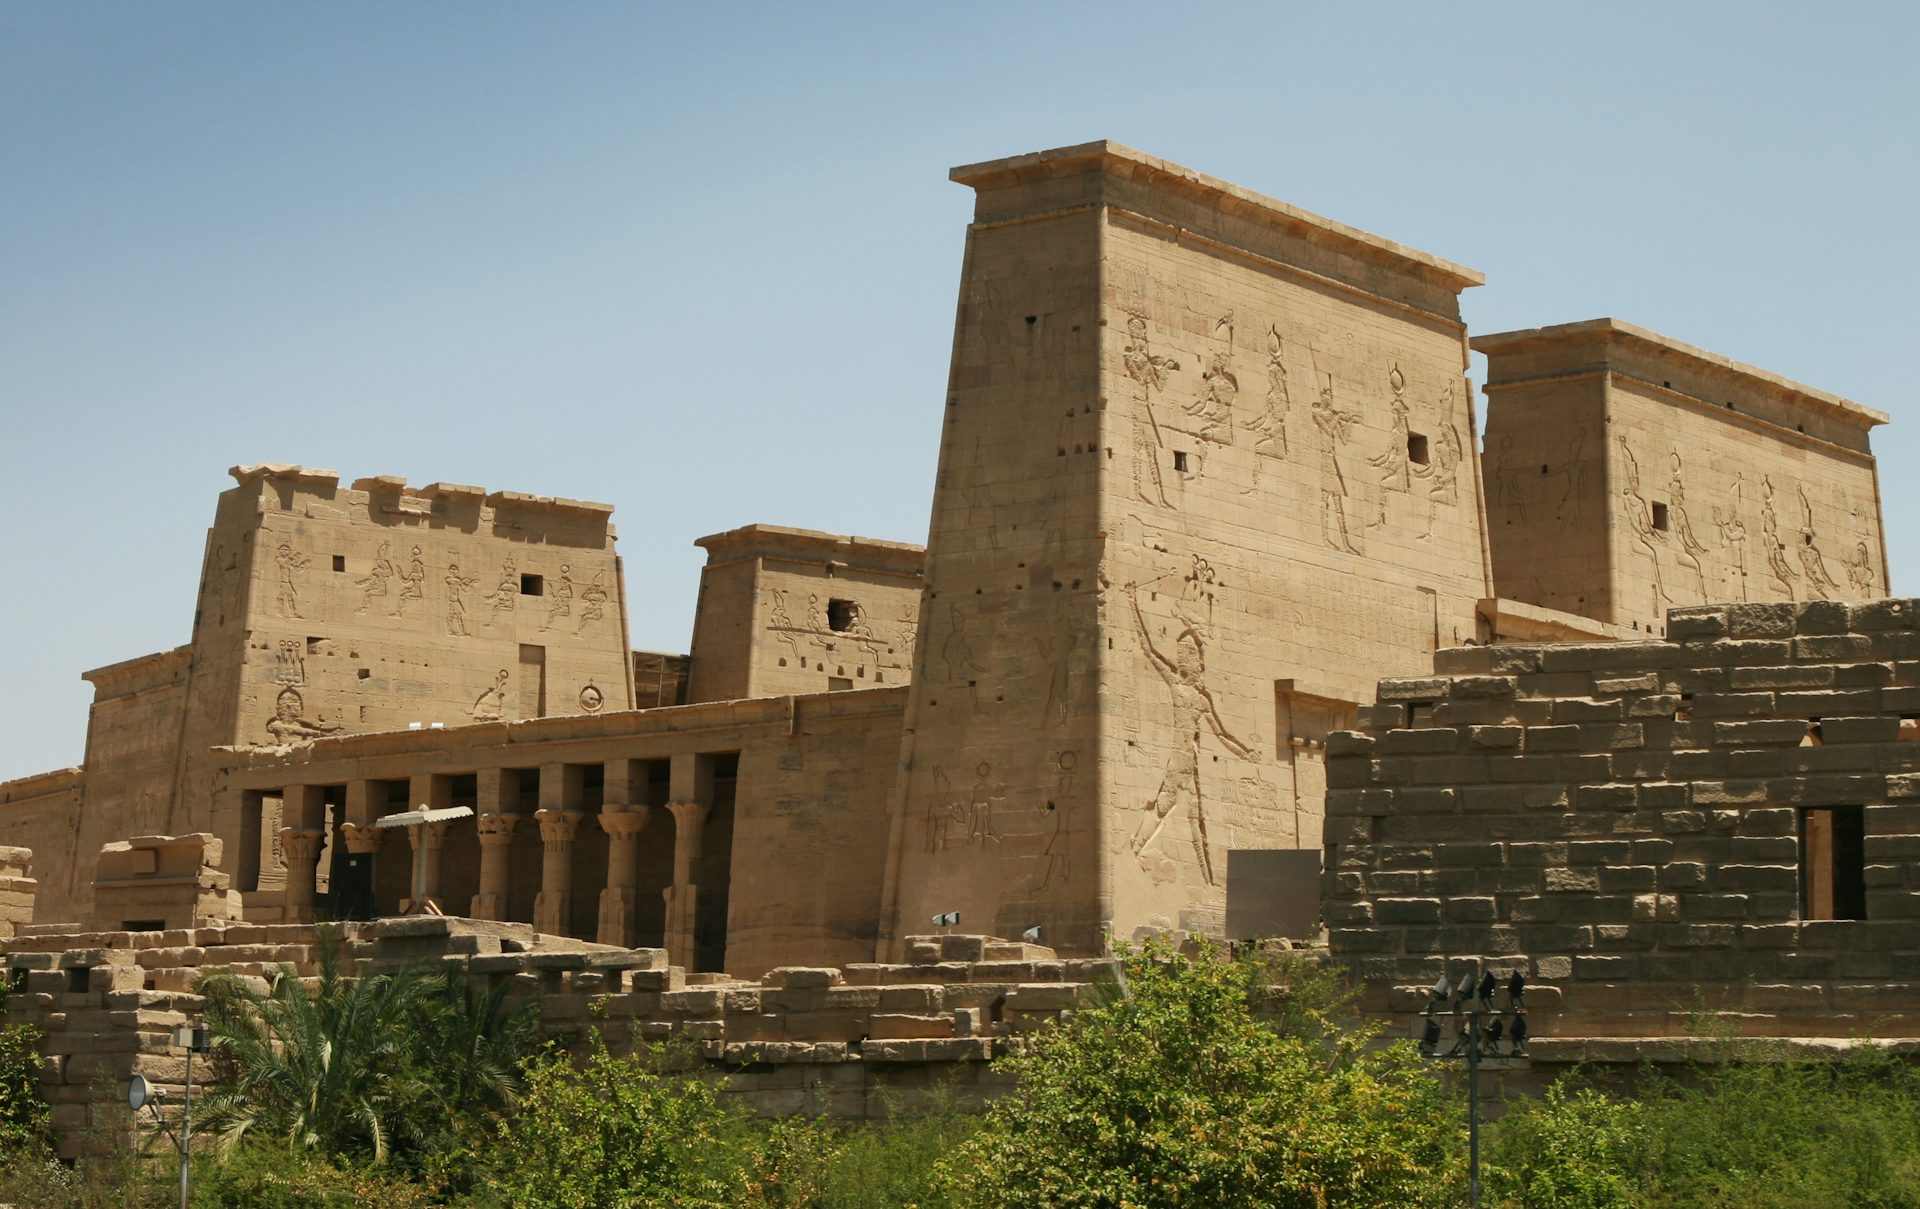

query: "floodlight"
xmin=1021 ymin=924 xmax=1042 ymax=942
xmin=931 ymin=911 xmax=960 ymax=927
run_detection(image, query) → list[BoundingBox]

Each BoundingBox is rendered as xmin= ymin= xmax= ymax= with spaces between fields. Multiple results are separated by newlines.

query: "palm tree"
xmin=195 ymin=929 xmax=447 ymax=1163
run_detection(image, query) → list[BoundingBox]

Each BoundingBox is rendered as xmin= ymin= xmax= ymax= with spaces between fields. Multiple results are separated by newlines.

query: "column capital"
xmin=279 ymin=828 xmax=325 ymax=864
xmin=340 ymin=822 xmax=383 ymax=854
xmin=535 ymin=807 xmax=586 ymax=845
xmin=599 ymin=806 xmax=651 ymax=841
xmin=665 ymin=799 xmax=711 ymax=825
xmin=475 ymin=812 xmax=522 ymax=846
xmin=409 ymin=819 xmax=453 ymax=853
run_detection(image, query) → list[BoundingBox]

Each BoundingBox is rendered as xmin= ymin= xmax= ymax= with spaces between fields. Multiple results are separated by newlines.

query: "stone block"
xmin=1820 ymin=716 xmax=1902 ymax=744
xmin=1852 ymin=600 xmax=1919 ymax=631
xmin=1729 ymin=664 xmax=1834 ymax=690
xmin=1375 ymin=898 xmax=1442 ymax=925
xmin=1711 ymin=720 xmax=1810 ymax=747
xmin=1713 ymin=865 xmax=1798 ymax=894
xmin=1728 ymin=604 xmax=1797 ymax=637
xmin=1451 ymin=676 xmax=1518 ymax=701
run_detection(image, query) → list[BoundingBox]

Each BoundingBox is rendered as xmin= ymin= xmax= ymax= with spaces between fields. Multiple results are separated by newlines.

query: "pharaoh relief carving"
xmin=1034 ymin=749 xmax=1078 ymax=891
xmin=356 ymin=542 xmax=395 ymax=614
xmin=1796 ymin=485 xmax=1842 ymax=596
xmin=1488 ymin=434 xmax=1528 ymax=525
xmin=1180 ymin=314 xmax=1237 ymax=474
xmin=264 ymin=687 xmax=341 ymax=745
xmin=1368 ymin=364 xmax=1414 ymax=511
xmin=940 ymin=601 xmax=982 ymax=684
xmin=1760 ymin=476 xmax=1799 ymax=600
xmin=543 ymin=565 xmax=574 ymax=631
xmin=577 ymin=573 xmax=609 ymax=635
xmin=1125 ymin=580 xmax=1258 ymax=888
xmin=1616 ymin=438 xmax=1671 ymax=614
xmin=1845 ymin=540 xmax=1878 ymax=596
xmin=444 ymin=562 xmax=479 ymax=637
xmin=895 ymin=602 xmax=919 ymax=659
xmin=484 ymin=558 xmax=518 ymax=621
xmin=1666 ymin=451 xmax=1709 ymax=597
xmin=1310 ymin=366 xmax=1364 ymax=555
xmin=1123 ymin=310 xmax=1179 ymax=509
xmin=471 ymin=669 xmax=509 ymax=722
xmin=1413 ymin=417 xmax=1464 ymax=539
xmin=393 ymin=545 xmax=427 ymax=618
xmin=1243 ymin=324 xmax=1290 ymax=483
xmin=922 ymin=762 xmax=1002 ymax=853
xmin=273 ymin=542 xmax=310 ymax=618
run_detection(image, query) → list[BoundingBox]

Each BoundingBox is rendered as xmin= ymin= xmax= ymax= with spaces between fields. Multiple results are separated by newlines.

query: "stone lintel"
xmin=950 ymin=140 xmax=1485 ymax=293
xmin=1478 ymin=598 xmax=1640 ymax=643
xmin=1473 ymin=318 xmax=1886 ymax=430
xmin=228 ymin=463 xmax=342 ymax=487
xmin=694 ymin=523 xmax=926 ymax=579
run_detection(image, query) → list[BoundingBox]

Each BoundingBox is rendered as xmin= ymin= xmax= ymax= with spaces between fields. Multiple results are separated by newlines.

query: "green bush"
xmin=934 ymin=941 xmax=1459 ymax=1208
xmin=1483 ymin=1080 xmax=1646 ymax=1209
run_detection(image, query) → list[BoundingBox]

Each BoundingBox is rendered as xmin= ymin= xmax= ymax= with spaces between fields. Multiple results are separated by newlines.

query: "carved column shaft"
xmin=533 ymin=808 xmax=585 ymax=936
xmin=596 ymin=805 xmax=650 ymax=947
xmin=472 ymin=812 xmax=520 ymax=921
xmin=662 ymin=799 xmax=710 ymax=970
xmin=409 ymin=819 xmax=452 ymax=905
xmin=279 ymin=827 xmax=326 ymax=923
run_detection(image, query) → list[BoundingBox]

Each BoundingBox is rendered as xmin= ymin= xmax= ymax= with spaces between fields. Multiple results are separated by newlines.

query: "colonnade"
xmin=240 ymin=751 xmax=723 ymax=969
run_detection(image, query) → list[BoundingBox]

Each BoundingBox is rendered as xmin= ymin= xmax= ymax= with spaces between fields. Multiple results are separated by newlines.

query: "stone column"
xmin=532 ymin=762 xmax=585 ymax=936
xmin=662 ymin=799 xmax=710 ymax=970
xmin=409 ymin=772 xmax=452 ymax=814
xmin=596 ymin=807 xmax=650 ymax=947
xmin=340 ymin=823 xmax=383 ymax=856
xmin=408 ymin=820 xmax=452 ymax=911
xmin=533 ymin=808 xmax=585 ymax=936
xmin=278 ymin=784 xmax=327 ymax=921
xmin=344 ymin=779 xmax=380 ymax=828
xmin=278 ymin=828 xmax=326 ymax=923
xmin=472 ymin=812 xmax=520 ymax=921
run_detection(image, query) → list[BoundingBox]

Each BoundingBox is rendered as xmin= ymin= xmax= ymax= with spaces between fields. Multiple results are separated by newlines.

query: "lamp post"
xmin=1416 ymin=968 xmax=1530 ymax=1207
xmin=172 ymin=1022 xmax=211 ymax=1209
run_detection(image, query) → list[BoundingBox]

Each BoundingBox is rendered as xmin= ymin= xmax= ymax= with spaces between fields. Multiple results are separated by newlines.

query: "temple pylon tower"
xmin=879 ymin=143 xmax=1492 ymax=955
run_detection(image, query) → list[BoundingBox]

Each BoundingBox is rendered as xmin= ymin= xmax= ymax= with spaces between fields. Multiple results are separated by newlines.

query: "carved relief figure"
xmin=1714 ymin=474 xmax=1751 ymax=601
xmin=577 ymin=573 xmax=609 ymax=634
xmin=895 ymin=603 xmax=919 ymax=658
xmin=924 ymin=764 xmax=954 ymax=853
xmin=1126 ymin=581 xmax=1258 ymax=887
xmin=1244 ymin=324 xmax=1290 ymax=476
xmin=264 ymin=687 xmax=341 ymax=744
xmin=544 ymin=564 xmax=574 ymax=630
xmin=1846 ymin=541 xmax=1878 ymax=596
xmin=393 ymin=545 xmax=426 ymax=617
xmin=1311 ymin=370 xmax=1364 ymax=554
xmin=484 ymin=558 xmax=518 ymax=618
xmin=1414 ymin=416 xmax=1463 ymax=539
xmin=1759 ymin=477 xmax=1798 ymax=599
xmin=356 ymin=542 xmax=395 ymax=614
xmin=941 ymin=602 xmax=981 ymax=682
xmin=578 ymin=684 xmax=604 ymax=713
xmin=1489 ymin=434 xmax=1527 ymax=524
xmin=444 ymin=563 xmax=479 ymax=636
xmin=1542 ymin=429 xmax=1589 ymax=521
xmin=1181 ymin=315 xmax=1237 ymax=473
xmin=767 ymin=588 xmax=804 ymax=664
xmin=273 ymin=543 xmax=310 ymax=618
xmin=1368 ymin=364 xmax=1413 ymax=509
xmin=471 ymin=669 xmax=509 ymax=722
xmin=1617 ymin=438 xmax=1669 ymax=610
xmin=1035 ymin=750 xmax=1078 ymax=891
xmin=1122 ymin=311 xmax=1179 ymax=508
xmin=960 ymin=761 xmax=1003 ymax=848
xmin=1667 ymin=451 xmax=1709 ymax=597
xmin=1796 ymin=485 xmax=1841 ymax=595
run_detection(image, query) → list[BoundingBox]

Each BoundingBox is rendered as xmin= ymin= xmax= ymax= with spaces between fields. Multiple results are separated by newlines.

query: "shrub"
xmin=934 ymin=941 xmax=1459 ymax=1208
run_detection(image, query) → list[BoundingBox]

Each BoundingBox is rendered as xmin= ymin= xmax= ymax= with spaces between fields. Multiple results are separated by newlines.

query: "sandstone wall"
xmin=1325 ymin=598 xmax=1920 ymax=1042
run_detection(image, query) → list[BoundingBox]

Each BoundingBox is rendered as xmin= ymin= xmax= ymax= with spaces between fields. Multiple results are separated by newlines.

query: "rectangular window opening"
xmin=520 ymin=573 xmax=544 ymax=596
xmin=1407 ymin=433 xmax=1429 ymax=466
xmin=827 ymin=598 xmax=856 ymax=632
xmin=827 ymin=676 xmax=854 ymax=691
xmin=1800 ymin=805 xmax=1866 ymax=920
xmin=1651 ymin=502 xmax=1670 ymax=531
xmin=331 ymin=555 xmax=346 ymax=572
xmin=1172 ymin=451 xmax=1189 ymax=473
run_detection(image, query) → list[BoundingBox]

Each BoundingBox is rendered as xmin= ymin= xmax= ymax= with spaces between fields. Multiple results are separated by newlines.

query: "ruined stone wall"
xmin=0 ymin=772 xmax=82 ymax=925
xmin=686 ymin=526 xmax=922 ymax=703
xmin=1479 ymin=321 xmax=1888 ymax=635
xmin=885 ymin=142 xmax=1492 ymax=957
xmin=1325 ymin=599 xmax=1920 ymax=1042
xmin=4 ymin=920 xmax=1100 ymax=1158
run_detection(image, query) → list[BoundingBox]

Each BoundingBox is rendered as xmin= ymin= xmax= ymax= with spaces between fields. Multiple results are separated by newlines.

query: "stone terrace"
xmin=1325 ymin=599 xmax=1920 ymax=1054
xmin=5 ymin=918 xmax=1112 ymax=1157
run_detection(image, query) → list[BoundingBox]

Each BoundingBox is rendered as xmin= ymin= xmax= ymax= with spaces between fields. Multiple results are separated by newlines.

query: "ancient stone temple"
xmin=0 ymin=141 xmax=1890 ymax=979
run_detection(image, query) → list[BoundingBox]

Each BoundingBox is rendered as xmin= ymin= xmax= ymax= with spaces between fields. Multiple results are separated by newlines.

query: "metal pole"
xmin=1467 ymin=1006 xmax=1481 ymax=1208
xmin=179 ymin=1042 xmax=193 ymax=1209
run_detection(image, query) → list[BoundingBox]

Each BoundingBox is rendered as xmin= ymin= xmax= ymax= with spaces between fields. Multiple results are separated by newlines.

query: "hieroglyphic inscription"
xmin=271 ymin=638 xmax=306 ymax=687
xmin=471 ymin=669 xmax=509 ymax=722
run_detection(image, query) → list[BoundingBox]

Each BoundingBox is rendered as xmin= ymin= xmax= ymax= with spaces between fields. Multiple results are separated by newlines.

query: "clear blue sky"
xmin=3 ymin=2 xmax=1915 ymax=777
